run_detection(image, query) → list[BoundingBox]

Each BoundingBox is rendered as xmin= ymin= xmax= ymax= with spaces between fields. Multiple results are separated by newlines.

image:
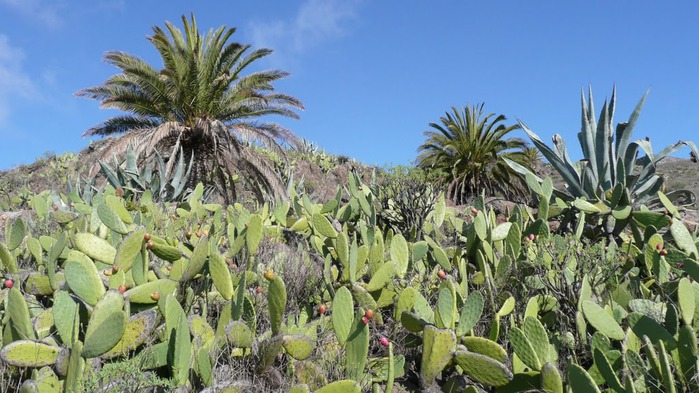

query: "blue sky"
xmin=1 ymin=1 xmax=699 ymax=170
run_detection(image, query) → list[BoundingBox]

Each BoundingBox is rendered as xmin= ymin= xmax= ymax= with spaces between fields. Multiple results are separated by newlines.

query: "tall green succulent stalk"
xmin=506 ymin=86 xmax=699 ymax=207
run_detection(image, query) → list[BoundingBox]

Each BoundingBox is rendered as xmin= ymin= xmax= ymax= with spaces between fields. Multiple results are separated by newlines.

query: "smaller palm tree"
xmin=417 ymin=104 xmax=533 ymax=204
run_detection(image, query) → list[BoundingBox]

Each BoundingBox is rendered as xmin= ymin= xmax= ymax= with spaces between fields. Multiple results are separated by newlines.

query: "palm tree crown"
xmin=77 ymin=14 xmax=303 ymax=202
xmin=417 ymin=104 xmax=533 ymax=204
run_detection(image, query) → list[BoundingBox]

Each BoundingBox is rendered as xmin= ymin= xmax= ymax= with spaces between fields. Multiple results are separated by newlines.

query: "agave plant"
xmin=99 ymin=145 xmax=206 ymax=203
xmin=506 ymin=87 xmax=699 ymax=208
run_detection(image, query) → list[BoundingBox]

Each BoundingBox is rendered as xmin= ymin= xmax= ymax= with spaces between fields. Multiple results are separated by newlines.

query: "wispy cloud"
xmin=0 ymin=0 xmax=63 ymax=28
xmin=0 ymin=35 xmax=38 ymax=124
xmin=249 ymin=0 xmax=362 ymax=59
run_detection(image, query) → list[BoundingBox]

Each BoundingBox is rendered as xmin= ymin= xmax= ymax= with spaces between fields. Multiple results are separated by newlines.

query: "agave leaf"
xmin=616 ymin=90 xmax=648 ymax=167
xmin=579 ymin=88 xmax=597 ymax=179
xmin=99 ymin=160 xmax=121 ymax=189
xmin=516 ymin=122 xmax=586 ymax=197
xmin=594 ymin=98 xmax=612 ymax=190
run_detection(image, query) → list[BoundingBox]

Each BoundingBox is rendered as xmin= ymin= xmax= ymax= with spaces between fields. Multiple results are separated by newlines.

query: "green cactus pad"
xmin=540 ymin=362 xmax=563 ymax=393
xmin=509 ymin=327 xmax=541 ymax=371
xmin=136 ymin=341 xmax=169 ymax=370
xmin=678 ymin=277 xmax=695 ymax=326
xmin=566 ymin=363 xmax=601 ymax=393
xmin=105 ymin=195 xmax=133 ymax=224
xmin=390 ymin=233 xmax=409 ymax=278
xmin=335 ymin=231 xmax=349 ymax=269
xmin=457 ymin=291 xmax=484 ymax=336
xmin=435 ymin=287 xmax=455 ymax=330
xmin=581 ymin=300 xmax=625 ymax=341
xmin=30 ymin=366 xmax=60 ymax=393
xmin=365 ymin=261 xmax=395 ymax=292
xmin=453 ymin=349 xmax=513 ymax=387
xmin=26 ymin=237 xmax=42 ymax=263
xmin=51 ymin=210 xmax=78 ymax=224
xmin=345 ymin=312 xmax=370 ymax=382
xmin=428 ymin=240 xmax=451 ymax=270
xmin=671 ymin=218 xmax=698 ymax=258
xmin=351 ymin=283 xmax=380 ymax=323
xmin=592 ymin=348 xmax=623 ymax=392
xmin=149 ymin=241 xmax=182 ymax=262
xmin=412 ymin=241 xmax=428 ymax=263
xmin=523 ymin=317 xmax=550 ymax=365
xmin=33 ymin=309 xmax=54 ymax=339
xmin=114 ymin=227 xmax=146 ymax=272
xmin=657 ymin=340 xmax=676 ymax=393
xmin=189 ymin=314 xmax=215 ymax=349
xmin=124 ymin=278 xmax=178 ymax=303
xmin=314 ymin=380 xmax=361 ymax=393
xmin=394 ymin=286 xmax=417 ymax=320
xmin=332 ymin=286 xmax=354 ymax=345
xmin=24 ymin=272 xmax=52 ymax=296
xmin=0 ymin=242 xmax=18 ymax=272
xmin=573 ymin=199 xmax=601 ymax=213
xmin=195 ymin=347 xmax=213 ymax=387
xmin=82 ymin=290 xmax=126 ymax=358
xmin=74 ymin=232 xmax=117 ymax=264
xmin=97 ymin=200 xmax=129 ymax=234
xmin=65 ymin=340 xmax=85 ymax=392
xmin=7 ymin=287 xmax=37 ymax=341
xmin=0 ymin=340 xmax=59 ymax=367
xmin=627 ymin=312 xmax=677 ymax=350
xmin=312 ymin=213 xmax=337 ymax=238
xmin=209 ymin=252 xmax=233 ymax=300
xmin=180 ymin=236 xmax=208 ymax=282
xmin=677 ymin=325 xmax=698 ymax=385
xmin=491 ymin=222 xmax=513 ymax=241
xmin=103 ymin=309 xmax=158 ymax=359
xmin=497 ymin=296 xmax=516 ymax=317
xmin=268 ymin=275 xmax=287 ymax=336
xmin=282 ymin=334 xmax=315 ymax=360
xmin=400 ymin=311 xmax=428 ymax=333
xmin=226 ymin=320 xmax=253 ymax=348
xmin=632 ymin=211 xmax=670 ymax=228
xmin=420 ymin=325 xmax=456 ymax=387
xmin=52 ymin=290 xmax=78 ymax=345
xmin=64 ymin=257 xmax=106 ymax=306
xmin=7 ymin=217 xmax=26 ymax=251
xmin=165 ymin=295 xmax=191 ymax=385
xmin=461 ymin=336 xmax=507 ymax=363
xmin=246 ymin=214 xmax=264 ymax=255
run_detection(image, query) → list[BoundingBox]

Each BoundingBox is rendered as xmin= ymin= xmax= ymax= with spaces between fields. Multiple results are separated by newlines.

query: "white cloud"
xmin=249 ymin=0 xmax=362 ymax=57
xmin=0 ymin=0 xmax=63 ymax=28
xmin=0 ymin=35 xmax=38 ymax=124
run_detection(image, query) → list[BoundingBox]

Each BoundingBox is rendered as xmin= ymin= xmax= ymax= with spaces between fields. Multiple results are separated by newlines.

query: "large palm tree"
xmin=417 ymin=104 xmax=533 ymax=204
xmin=76 ymin=14 xmax=303 ymax=203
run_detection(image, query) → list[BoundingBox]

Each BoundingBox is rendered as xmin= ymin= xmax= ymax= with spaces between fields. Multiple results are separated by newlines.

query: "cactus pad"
xmin=460 ymin=336 xmax=507 ymax=363
xmin=74 ymin=232 xmax=117 ymax=264
xmin=581 ymin=300 xmax=625 ymax=341
xmin=0 ymin=340 xmax=59 ymax=367
xmin=282 ymin=334 xmax=315 ymax=360
xmin=420 ymin=325 xmax=456 ymax=387
xmin=82 ymin=290 xmax=126 ymax=358
xmin=226 ymin=321 xmax=253 ymax=348
xmin=453 ymin=349 xmax=513 ymax=387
